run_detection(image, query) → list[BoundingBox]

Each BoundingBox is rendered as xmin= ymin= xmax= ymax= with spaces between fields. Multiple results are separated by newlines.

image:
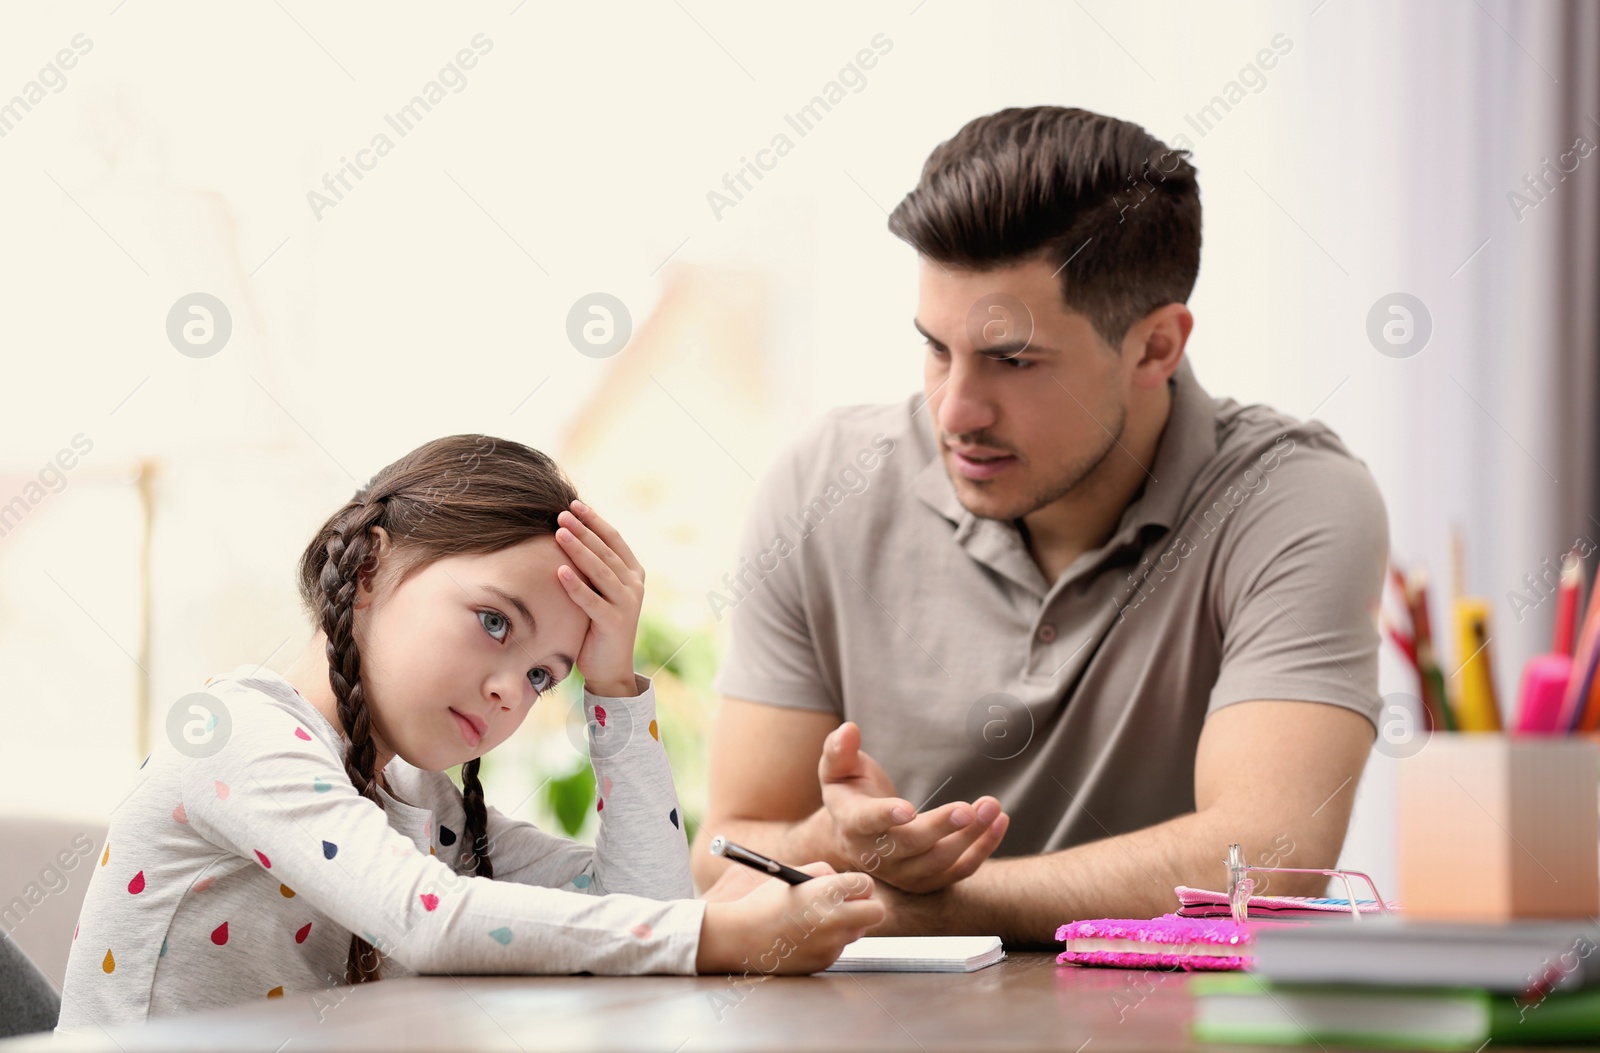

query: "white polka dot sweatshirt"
xmin=56 ymin=664 xmax=706 ymax=1035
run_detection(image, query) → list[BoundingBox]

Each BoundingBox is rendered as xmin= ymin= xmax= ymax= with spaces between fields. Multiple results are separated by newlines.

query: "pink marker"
xmin=1513 ymin=653 xmax=1573 ymax=734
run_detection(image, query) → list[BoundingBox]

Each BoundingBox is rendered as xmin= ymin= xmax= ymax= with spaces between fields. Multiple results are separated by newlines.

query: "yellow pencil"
xmin=1452 ymin=597 xmax=1502 ymax=731
xmin=1447 ymin=530 xmax=1501 ymax=731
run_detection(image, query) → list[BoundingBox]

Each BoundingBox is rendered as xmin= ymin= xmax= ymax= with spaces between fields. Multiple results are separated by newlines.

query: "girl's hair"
xmin=295 ymin=434 xmax=579 ymax=984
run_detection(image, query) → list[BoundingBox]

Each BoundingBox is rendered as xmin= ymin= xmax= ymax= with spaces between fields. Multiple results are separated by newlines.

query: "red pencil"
xmin=1403 ymin=567 xmax=1450 ymax=732
xmin=1557 ymin=560 xmax=1600 ymax=731
xmin=1553 ymin=551 xmax=1583 ymax=656
xmin=1384 ymin=622 xmax=1418 ymax=670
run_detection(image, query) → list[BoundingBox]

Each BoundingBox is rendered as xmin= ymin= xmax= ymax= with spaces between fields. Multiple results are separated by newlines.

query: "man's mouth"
xmin=948 ymin=445 xmax=1018 ymax=480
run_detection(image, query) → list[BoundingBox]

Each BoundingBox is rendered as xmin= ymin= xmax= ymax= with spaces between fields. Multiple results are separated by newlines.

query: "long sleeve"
xmin=178 ymin=683 xmax=706 ymax=977
xmin=480 ymin=674 xmax=695 ymax=900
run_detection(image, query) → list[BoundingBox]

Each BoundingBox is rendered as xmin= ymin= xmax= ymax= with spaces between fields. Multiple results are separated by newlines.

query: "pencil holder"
xmin=1397 ymin=734 xmax=1600 ymax=920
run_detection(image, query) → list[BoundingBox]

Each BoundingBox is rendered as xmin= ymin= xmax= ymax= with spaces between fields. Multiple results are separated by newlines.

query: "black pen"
xmin=708 ymin=835 xmax=813 ymax=885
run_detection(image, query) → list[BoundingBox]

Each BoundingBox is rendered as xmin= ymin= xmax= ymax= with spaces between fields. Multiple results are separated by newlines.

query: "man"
xmin=691 ymin=106 xmax=1386 ymax=946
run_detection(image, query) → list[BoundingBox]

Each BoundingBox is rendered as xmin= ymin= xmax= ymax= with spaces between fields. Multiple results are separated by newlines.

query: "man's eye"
xmin=479 ymin=610 xmax=509 ymax=640
xmin=985 ymin=354 xmax=1030 ymax=369
xmin=528 ymin=668 xmax=555 ymax=693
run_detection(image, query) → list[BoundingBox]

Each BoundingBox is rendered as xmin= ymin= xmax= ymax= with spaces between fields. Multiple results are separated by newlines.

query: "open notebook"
xmin=823 ymin=936 xmax=1006 ymax=973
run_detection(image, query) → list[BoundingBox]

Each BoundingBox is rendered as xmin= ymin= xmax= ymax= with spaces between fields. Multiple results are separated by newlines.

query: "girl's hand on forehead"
xmin=553 ymin=500 xmax=645 ymax=698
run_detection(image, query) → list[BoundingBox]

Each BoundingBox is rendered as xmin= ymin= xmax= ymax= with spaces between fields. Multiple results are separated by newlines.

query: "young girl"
xmin=56 ymin=435 xmax=881 ymax=1032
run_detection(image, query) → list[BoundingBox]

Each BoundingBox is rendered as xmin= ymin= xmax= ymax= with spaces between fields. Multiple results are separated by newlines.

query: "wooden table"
xmin=4 ymin=953 xmax=1589 ymax=1053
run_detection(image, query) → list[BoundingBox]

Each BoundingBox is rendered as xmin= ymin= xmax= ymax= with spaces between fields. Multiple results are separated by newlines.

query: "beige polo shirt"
xmin=711 ymin=357 xmax=1388 ymax=858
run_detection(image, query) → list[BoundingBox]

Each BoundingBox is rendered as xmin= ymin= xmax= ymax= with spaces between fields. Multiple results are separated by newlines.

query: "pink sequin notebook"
xmin=1055 ymin=914 xmax=1287 ymax=971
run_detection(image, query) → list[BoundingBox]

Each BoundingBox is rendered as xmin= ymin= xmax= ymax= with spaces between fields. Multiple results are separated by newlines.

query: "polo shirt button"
xmin=1037 ymin=623 xmax=1057 ymax=643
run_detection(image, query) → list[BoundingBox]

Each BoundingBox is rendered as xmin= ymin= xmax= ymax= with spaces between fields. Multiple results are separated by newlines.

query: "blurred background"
xmin=2 ymin=0 xmax=1598 ymax=990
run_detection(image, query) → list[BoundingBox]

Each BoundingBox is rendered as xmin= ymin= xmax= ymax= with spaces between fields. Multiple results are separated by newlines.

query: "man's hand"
xmin=819 ymin=722 xmax=1010 ymax=893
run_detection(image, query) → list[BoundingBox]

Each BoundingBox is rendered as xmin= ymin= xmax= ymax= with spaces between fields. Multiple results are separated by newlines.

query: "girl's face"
xmin=351 ymin=532 xmax=590 ymax=772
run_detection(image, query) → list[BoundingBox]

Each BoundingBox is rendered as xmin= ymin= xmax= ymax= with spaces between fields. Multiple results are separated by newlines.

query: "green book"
xmin=1191 ymin=973 xmax=1600 ymax=1050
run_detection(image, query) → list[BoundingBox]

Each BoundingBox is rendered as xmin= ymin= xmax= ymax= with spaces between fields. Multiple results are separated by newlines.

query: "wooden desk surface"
xmin=7 ymin=952 xmax=1593 ymax=1053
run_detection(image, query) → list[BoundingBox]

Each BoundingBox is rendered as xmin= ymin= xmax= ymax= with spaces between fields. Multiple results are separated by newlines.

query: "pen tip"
xmin=708 ymin=835 xmax=727 ymax=857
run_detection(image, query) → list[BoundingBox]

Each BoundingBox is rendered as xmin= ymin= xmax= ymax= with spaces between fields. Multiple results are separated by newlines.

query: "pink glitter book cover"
xmin=1055 ymin=913 xmax=1298 ymax=971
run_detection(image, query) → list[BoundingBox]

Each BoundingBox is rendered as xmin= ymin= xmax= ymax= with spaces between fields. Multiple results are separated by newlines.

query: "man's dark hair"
xmin=887 ymin=106 xmax=1201 ymax=349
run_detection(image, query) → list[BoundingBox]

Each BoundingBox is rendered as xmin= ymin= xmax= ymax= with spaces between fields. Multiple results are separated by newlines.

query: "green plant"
xmin=522 ymin=607 xmax=719 ymax=841
xmin=546 ymin=763 xmax=597 ymax=838
xmin=632 ymin=612 xmax=718 ymax=685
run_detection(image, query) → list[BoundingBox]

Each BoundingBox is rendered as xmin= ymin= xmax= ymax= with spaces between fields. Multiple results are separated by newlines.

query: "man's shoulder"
xmin=1191 ymin=392 xmax=1386 ymax=545
xmin=1212 ymin=391 xmax=1339 ymax=459
xmin=764 ymin=393 xmax=934 ymax=495
xmin=1203 ymin=389 xmax=1368 ymax=482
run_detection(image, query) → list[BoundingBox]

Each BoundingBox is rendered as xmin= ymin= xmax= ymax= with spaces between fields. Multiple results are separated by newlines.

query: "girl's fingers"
xmin=556 ymin=528 xmax=623 ymax=599
xmin=566 ymin=501 xmax=642 ymax=574
xmin=557 ymin=565 xmax=603 ymax=613
xmin=557 ymin=510 xmax=633 ymax=584
xmin=567 ymin=501 xmax=638 ymax=569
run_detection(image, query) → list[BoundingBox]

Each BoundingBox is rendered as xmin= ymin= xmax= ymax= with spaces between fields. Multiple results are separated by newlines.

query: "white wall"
xmin=2 ymin=1 xmax=1591 ymax=896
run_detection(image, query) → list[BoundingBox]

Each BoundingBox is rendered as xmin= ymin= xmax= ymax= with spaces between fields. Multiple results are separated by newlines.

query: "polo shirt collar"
xmin=911 ymin=356 xmax=1218 ymax=594
xmin=1114 ymin=355 xmax=1218 ymax=540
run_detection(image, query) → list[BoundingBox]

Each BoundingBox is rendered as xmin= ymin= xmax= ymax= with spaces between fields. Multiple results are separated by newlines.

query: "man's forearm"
xmin=871 ymin=806 xmax=1338 ymax=947
xmin=690 ymin=808 xmax=843 ymax=891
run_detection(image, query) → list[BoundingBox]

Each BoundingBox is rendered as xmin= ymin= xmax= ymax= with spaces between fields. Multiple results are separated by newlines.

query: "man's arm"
xmin=691 ymin=698 xmax=837 ymax=891
xmin=690 ymin=698 xmax=1009 ymax=894
xmin=866 ymin=699 xmax=1377 ymax=946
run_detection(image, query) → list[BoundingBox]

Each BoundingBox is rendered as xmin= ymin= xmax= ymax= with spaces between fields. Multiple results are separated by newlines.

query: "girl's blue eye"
xmin=479 ymin=610 xmax=509 ymax=640
xmin=480 ymin=610 xmax=557 ymax=695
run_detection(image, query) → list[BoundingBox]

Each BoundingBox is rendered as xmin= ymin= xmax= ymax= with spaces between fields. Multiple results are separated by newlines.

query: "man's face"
xmin=917 ymin=256 xmax=1130 ymax=522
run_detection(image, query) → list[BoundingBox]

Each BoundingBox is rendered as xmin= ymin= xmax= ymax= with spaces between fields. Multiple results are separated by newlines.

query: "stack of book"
xmin=1191 ymin=917 xmax=1600 ymax=1048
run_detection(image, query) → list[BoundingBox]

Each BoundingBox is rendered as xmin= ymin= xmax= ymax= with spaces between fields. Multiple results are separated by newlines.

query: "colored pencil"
xmin=1553 ymin=551 xmax=1583 ymax=656
xmin=1404 ymin=567 xmax=1452 ymax=732
xmin=1452 ymin=599 xmax=1502 ymax=731
xmin=1556 ymin=559 xmax=1600 ymax=731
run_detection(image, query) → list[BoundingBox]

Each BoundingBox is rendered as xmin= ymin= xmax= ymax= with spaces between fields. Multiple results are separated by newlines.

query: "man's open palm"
xmin=818 ymin=722 xmax=1010 ymax=893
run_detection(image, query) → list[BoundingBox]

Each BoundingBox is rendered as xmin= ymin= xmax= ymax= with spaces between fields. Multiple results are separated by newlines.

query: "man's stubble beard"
xmin=949 ymin=394 xmax=1128 ymax=523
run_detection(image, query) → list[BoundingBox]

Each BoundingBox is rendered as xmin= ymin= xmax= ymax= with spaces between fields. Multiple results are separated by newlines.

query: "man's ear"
xmin=1123 ymin=303 xmax=1193 ymax=390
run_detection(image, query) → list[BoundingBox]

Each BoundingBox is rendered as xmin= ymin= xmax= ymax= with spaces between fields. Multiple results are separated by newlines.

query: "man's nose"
xmin=936 ymin=356 xmax=997 ymax=441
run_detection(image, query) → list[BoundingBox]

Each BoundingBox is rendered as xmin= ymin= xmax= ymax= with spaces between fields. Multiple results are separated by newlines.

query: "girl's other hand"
xmin=695 ymin=862 xmax=884 ymax=975
xmin=553 ymin=501 xmax=644 ymax=698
